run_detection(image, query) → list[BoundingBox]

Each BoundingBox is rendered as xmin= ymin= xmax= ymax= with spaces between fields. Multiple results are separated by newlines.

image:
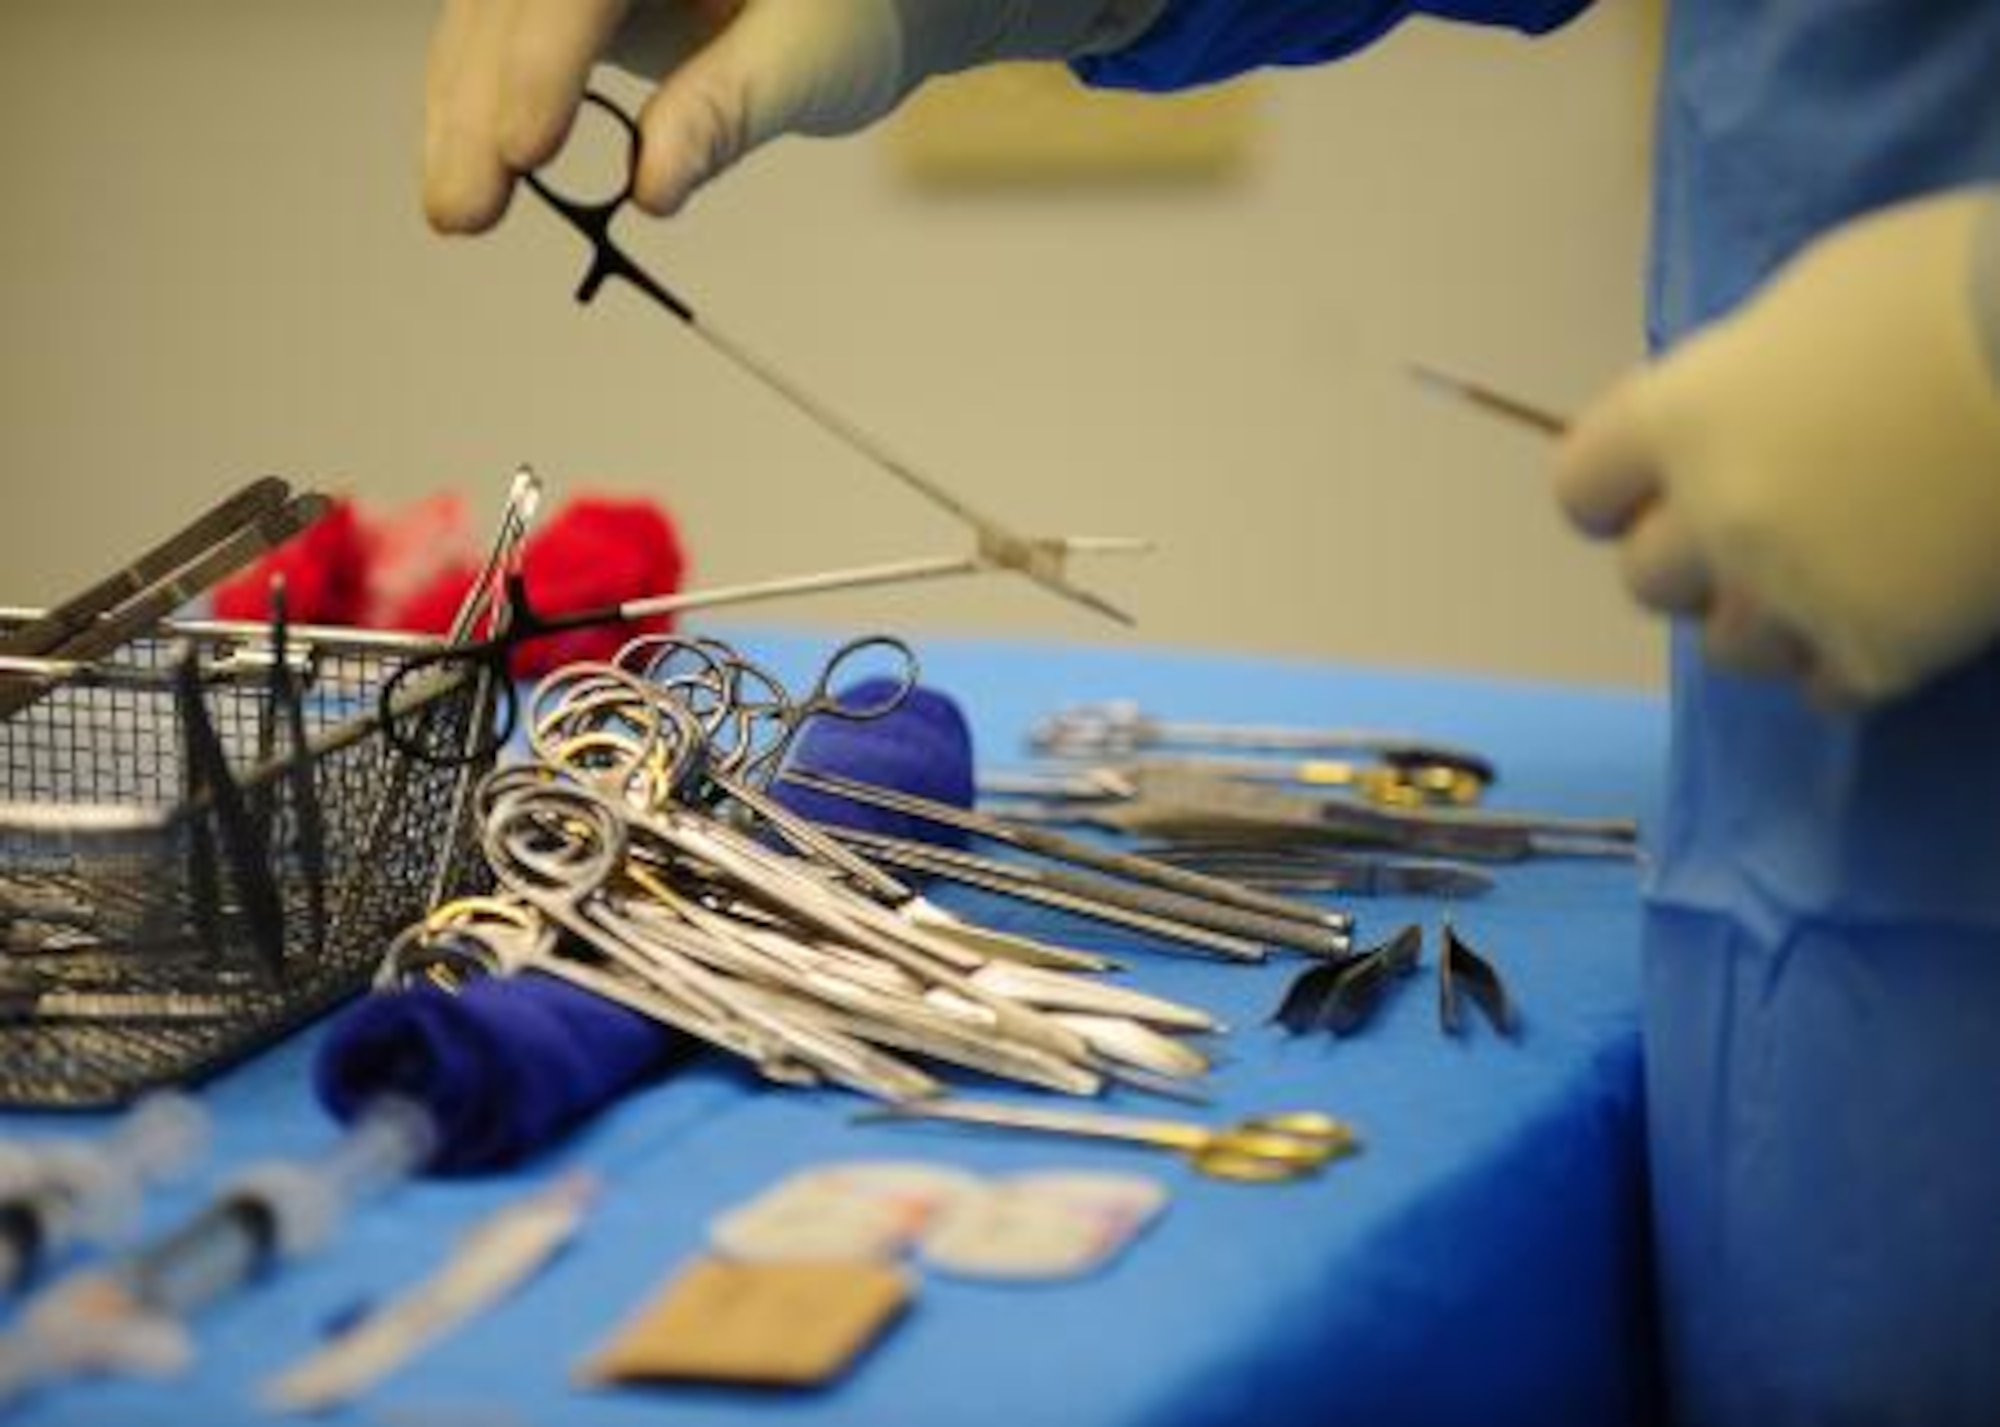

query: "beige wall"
xmin=0 ymin=0 xmax=1661 ymax=686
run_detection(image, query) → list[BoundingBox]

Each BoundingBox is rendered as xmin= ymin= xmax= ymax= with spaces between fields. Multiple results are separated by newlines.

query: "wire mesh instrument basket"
xmin=0 ymin=612 xmax=494 ymax=1108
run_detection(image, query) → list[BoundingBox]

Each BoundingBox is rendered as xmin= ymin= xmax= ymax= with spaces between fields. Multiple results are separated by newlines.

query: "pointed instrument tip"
xmin=1064 ymin=584 xmax=1138 ymax=628
xmin=1406 ymin=362 xmax=1461 ymax=398
xmin=1406 ymin=362 xmax=1569 ymax=437
xmin=1056 ymin=535 xmax=1157 ymax=557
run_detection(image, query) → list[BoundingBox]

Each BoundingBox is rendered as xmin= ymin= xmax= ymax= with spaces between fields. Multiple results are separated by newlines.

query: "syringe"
xmin=0 ymin=1097 xmax=434 ymax=1406
xmin=0 ymin=1093 xmax=210 ymax=1297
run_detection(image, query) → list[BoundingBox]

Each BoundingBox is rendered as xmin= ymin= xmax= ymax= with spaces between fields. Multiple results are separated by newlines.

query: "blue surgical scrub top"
xmin=1083 ymin=5 xmax=2000 ymax=1424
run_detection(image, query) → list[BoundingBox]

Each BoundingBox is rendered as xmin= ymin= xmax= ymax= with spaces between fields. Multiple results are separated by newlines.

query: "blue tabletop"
xmin=0 ymin=631 xmax=1666 ymax=1427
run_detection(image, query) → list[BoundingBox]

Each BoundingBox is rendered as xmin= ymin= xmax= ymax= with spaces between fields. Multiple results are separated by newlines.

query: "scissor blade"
xmin=783 ymin=767 xmax=1348 ymax=935
xmin=1317 ymin=922 xmax=1422 ymax=1035
xmin=1440 ymin=923 xmax=1516 ymax=1038
xmin=1269 ymin=957 xmax=1349 ymax=1034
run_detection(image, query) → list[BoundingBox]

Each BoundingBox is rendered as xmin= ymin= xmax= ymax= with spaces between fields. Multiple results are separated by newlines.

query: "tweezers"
xmin=175 ymin=651 xmax=287 ymax=977
xmin=1270 ymin=923 xmax=1422 ymax=1036
xmin=0 ymin=478 xmax=328 ymax=719
xmin=263 ymin=585 xmax=327 ymax=961
xmin=1438 ymin=923 xmax=1515 ymax=1037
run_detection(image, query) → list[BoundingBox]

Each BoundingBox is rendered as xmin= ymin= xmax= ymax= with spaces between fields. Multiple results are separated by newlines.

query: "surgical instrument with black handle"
xmin=524 ymin=92 xmax=1147 ymax=627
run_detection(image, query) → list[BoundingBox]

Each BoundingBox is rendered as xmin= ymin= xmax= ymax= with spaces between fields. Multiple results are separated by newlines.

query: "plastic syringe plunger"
xmin=0 ymin=1098 xmax=435 ymax=1407
xmin=0 ymin=1093 xmax=209 ymax=1297
xmin=129 ymin=1096 xmax=435 ymax=1318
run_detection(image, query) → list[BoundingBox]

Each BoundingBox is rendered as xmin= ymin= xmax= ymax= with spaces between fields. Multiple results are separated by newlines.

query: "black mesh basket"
xmin=0 ymin=612 xmax=493 ymax=1107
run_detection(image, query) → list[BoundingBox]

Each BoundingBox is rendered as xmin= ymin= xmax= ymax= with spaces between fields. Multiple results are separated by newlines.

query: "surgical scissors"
xmin=509 ymin=638 xmax=1117 ymax=977
xmin=643 ymin=634 xmax=916 ymax=790
xmin=523 ymin=92 xmax=1148 ymax=625
xmin=461 ymin=775 xmax=1117 ymax=1097
xmin=533 ymin=634 xmax=917 ymax=793
xmin=471 ymin=775 xmax=852 ymax=1086
xmin=856 ymin=1099 xmax=1358 ymax=1183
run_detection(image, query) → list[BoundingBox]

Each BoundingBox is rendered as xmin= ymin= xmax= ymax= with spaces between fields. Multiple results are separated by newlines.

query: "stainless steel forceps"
xmin=524 ymin=91 xmax=1149 ymax=625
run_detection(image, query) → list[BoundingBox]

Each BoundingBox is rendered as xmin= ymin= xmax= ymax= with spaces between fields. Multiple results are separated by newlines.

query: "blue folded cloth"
xmin=314 ymin=973 xmax=689 ymax=1173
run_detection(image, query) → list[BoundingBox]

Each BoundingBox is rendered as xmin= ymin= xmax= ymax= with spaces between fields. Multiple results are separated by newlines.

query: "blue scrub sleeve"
xmin=1076 ymin=0 xmax=1592 ymax=91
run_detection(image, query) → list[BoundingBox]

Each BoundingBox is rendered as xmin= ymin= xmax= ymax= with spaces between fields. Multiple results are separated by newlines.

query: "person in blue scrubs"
xmin=424 ymin=4 xmax=2000 ymax=1421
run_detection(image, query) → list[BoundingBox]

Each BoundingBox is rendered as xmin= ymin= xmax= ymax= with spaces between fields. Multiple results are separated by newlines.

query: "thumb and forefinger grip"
xmin=1554 ymin=376 xmax=1667 ymax=540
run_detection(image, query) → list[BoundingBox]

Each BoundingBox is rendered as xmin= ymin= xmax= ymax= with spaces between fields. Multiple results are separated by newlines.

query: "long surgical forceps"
xmin=856 ymin=1100 xmax=1358 ymax=1184
xmin=378 ymin=555 xmax=975 ymax=765
xmin=522 ymin=92 xmax=1148 ymax=624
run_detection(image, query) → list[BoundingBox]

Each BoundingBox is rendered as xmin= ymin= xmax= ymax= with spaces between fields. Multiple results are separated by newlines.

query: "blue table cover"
xmin=0 ymin=631 xmax=1665 ymax=1427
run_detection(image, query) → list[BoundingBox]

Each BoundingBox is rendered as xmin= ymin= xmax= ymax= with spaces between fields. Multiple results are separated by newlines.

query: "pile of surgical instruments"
xmin=0 ymin=487 xmax=504 ymax=1108
xmin=0 ymin=436 xmax=1155 ymax=1110
xmin=379 ymin=636 xmax=1361 ymax=1103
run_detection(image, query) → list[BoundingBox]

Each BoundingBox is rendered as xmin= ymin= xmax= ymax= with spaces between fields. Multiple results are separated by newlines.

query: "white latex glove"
xmin=425 ymin=0 xmax=1164 ymax=232
xmin=1555 ymin=190 xmax=2000 ymax=707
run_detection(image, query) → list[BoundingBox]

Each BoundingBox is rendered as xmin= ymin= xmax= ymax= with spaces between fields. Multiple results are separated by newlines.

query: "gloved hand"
xmin=1555 ymin=189 xmax=2000 ymax=707
xmin=425 ymin=0 xmax=1164 ymax=232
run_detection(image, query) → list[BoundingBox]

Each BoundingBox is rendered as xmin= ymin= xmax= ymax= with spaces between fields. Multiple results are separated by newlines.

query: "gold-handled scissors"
xmin=855 ymin=1098 xmax=1359 ymax=1183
